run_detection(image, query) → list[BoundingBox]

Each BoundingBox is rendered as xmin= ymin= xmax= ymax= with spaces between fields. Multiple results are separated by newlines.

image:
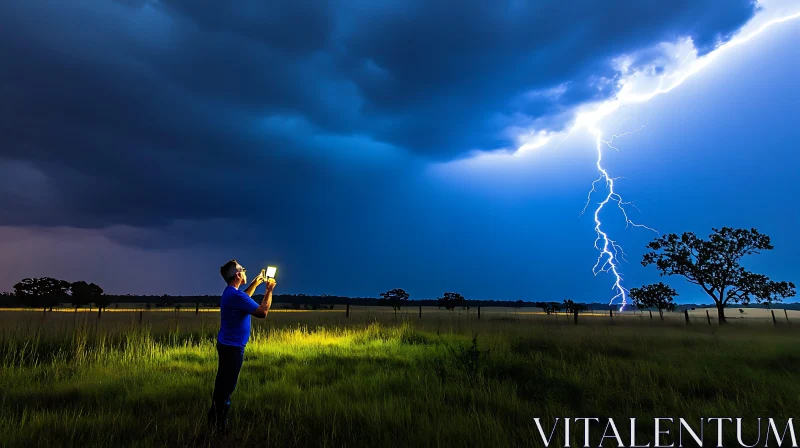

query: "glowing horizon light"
xmin=551 ymin=8 xmax=800 ymax=310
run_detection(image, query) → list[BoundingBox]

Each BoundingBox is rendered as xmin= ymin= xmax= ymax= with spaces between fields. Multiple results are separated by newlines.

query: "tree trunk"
xmin=659 ymin=309 xmax=664 ymax=320
xmin=98 ymin=307 xmax=102 ymax=319
xmin=716 ymin=303 xmax=727 ymax=324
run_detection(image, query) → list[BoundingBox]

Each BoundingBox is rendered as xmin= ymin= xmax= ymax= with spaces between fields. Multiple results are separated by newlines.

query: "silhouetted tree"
xmin=534 ymin=301 xmax=550 ymax=314
xmin=535 ymin=301 xmax=563 ymax=314
xmin=561 ymin=300 xmax=588 ymax=313
xmin=14 ymin=277 xmax=71 ymax=310
xmin=380 ymin=288 xmax=409 ymax=314
xmin=90 ymin=284 xmax=109 ymax=317
xmin=438 ymin=292 xmax=465 ymax=311
xmin=629 ymin=282 xmax=677 ymax=320
xmin=70 ymin=281 xmax=89 ymax=308
xmin=642 ymin=227 xmax=796 ymax=324
xmin=88 ymin=283 xmax=103 ymax=297
xmin=533 ymin=302 xmax=561 ymax=314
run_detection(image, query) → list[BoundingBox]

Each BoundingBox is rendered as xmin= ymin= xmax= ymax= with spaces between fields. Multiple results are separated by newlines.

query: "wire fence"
xmin=1 ymin=304 xmax=796 ymax=328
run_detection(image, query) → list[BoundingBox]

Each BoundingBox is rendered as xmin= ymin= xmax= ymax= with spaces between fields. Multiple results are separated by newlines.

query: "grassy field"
xmin=1 ymin=307 xmax=798 ymax=447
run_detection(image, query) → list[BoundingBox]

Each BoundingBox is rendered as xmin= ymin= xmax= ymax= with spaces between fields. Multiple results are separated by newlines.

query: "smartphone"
xmin=265 ymin=266 xmax=277 ymax=279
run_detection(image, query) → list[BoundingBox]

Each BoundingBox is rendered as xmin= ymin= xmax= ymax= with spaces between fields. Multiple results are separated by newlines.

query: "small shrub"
xmin=449 ymin=334 xmax=490 ymax=380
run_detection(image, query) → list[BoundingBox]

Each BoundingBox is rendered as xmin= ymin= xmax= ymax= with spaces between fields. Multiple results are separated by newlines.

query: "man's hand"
xmin=265 ymin=278 xmax=277 ymax=292
xmin=254 ymin=269 xmax=267 ymax=285
xmin=244 ymin=270 xmax=267 ymax=298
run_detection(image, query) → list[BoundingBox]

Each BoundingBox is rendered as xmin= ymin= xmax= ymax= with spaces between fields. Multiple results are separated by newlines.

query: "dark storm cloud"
xmin=332 ymin=0 xmax=758 ymax=152
xmin=0 ymin=0 xmax=757 ymax=243
xmin=158 ymin=0 xmax=336 ymax=54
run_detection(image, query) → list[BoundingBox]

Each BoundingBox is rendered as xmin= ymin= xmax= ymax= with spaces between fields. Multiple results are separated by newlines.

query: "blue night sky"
xmin=1 ymin=0 xmax=798 ymax=304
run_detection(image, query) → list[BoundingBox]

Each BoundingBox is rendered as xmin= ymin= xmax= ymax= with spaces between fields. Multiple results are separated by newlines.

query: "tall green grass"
xmin=1 ymin=312 xmax=798 ymax=447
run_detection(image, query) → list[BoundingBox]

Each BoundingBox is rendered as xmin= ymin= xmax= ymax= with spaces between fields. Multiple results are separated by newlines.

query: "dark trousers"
xmin=207 ymin=342 xmax=245 ymax=430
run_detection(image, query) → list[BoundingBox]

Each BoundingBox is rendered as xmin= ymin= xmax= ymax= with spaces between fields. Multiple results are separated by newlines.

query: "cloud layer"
xmin=0 ymin=0 xmax=758 ymax=238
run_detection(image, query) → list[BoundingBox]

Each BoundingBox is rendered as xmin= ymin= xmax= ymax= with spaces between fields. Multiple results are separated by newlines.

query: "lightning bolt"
xmin=583 ymin=125 xmax=657 ymax=310
xmin=568 ymin=9 xmax=800 ymax=310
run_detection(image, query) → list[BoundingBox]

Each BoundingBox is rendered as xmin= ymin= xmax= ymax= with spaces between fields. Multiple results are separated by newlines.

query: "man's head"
xmin=220 ymin=259 xmax=247 ymax=287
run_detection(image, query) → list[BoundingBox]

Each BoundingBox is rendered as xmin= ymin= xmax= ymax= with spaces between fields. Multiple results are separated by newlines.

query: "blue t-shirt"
xmin=217 ymin=286 xmax=260 ymax=347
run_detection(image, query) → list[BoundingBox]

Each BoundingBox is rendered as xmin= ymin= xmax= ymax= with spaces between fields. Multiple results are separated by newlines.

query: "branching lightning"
xmin=583 ymin=125 xmax=657 ymax=310
xmin=567 ymin=9 xmax=800 ymax=310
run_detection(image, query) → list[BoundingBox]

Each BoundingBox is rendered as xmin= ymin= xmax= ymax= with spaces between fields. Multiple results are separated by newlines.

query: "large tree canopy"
xmin=641 ymin=227 xmax=795 ymax=323
xmin=70 ymin=281 xmax=104 ymax=308
xmin=13 ymin=277 xmax=72 ymax=309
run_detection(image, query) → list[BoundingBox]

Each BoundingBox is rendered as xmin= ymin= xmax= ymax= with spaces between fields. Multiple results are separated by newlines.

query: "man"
xmin=207 ymin=259 xmax=276 ymax=432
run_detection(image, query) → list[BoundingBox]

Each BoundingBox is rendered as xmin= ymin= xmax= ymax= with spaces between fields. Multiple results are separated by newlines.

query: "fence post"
xmin=649 ymin=310 xmax=652 ymax=320
xmin=609 ymin=309 xmax=613 ymax=319
xmin=771 ymin=310 xmax=777 ymax=325
xmin=684 ymin=309 xmax=690 ymax=324
xmin=573 ymin=309 xmax=578 ymax=325
xmin=139 ymin=310 xmax=143 ymax=325
xmin=346 ymin=303 xmax=350 ymax=318
xmin=785 ymin=309 xmax=790 ymax=325
xmin=419 ymin=305 xmax=422 ymax=319
xmin=706 ymin=310 xmax=711 ymax=326
xmin=195 ymin=302 xmax=199 ymax=315
xmin=477 ymin=306 xmax=481 ymax=320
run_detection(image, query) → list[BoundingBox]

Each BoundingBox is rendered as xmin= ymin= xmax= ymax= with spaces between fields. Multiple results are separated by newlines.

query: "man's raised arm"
xmin=243 ymin=271 xmax=265 ymax=298
xmin=251 ymin=278 xmax=276 ymax=319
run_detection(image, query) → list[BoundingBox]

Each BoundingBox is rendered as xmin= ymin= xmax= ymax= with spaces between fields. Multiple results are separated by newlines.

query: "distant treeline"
xmin=1 ymin=293 xmax=545 ymax=308
xmin=1 ymin=292 xmax=798 ymax=311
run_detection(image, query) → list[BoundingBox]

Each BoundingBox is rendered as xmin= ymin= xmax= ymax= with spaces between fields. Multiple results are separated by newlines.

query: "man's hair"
xmin=220 ymin=259 xmax=239 ymax=283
